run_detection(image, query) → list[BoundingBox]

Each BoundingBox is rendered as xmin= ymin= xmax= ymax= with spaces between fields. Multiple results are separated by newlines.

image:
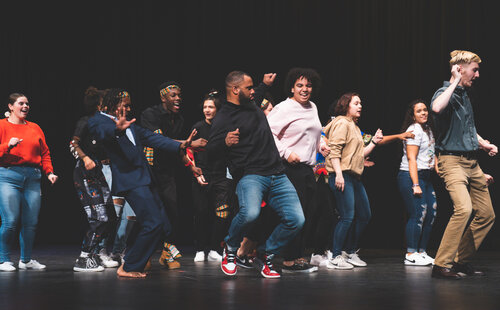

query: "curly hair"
xmin=83 ymin=86 xmax=104 ymax=115
xmin=284 ymin=67 xmax=321 ymax=98
xmin=400 ymin=99 xmax=435 ymax=138
xmin=101 ymin=88 xmax=127 ymax=114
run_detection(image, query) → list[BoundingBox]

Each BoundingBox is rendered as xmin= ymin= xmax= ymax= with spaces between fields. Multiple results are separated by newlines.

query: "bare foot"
xmin=117 ymin=264 xmax=147 ymax=278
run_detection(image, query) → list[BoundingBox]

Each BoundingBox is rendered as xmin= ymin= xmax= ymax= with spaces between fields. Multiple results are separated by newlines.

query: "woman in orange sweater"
xmin=0 ymin=93 xmax=58 ymax=272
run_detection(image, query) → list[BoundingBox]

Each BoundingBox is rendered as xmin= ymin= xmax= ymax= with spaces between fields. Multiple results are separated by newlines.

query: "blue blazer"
xmin=88 ymin=112 xmax=181 ymax=194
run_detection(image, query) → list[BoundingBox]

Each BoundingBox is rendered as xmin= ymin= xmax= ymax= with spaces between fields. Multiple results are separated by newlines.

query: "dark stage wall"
xmin=1 ymin=1 xmax=499 ymax=250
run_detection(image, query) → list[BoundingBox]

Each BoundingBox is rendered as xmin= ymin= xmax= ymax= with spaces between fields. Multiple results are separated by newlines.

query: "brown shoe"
xmin=452 ymin=262 xmax=485 ymax=276
xmin=431 ymin=265 xmax=462 ymax=279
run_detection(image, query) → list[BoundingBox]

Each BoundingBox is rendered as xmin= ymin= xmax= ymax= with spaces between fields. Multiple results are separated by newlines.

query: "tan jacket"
xmin=324 ymin=116 xmax=364 ymax=177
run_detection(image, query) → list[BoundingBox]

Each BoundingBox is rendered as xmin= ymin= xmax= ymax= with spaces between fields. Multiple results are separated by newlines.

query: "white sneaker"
xmin=207 ymin=250 xmax=223 ymax=262
xmin=342 ymin=250 xmax=367 ymax=267
xmin=326 ymin=255 xmax=354 ymax=270
xmin=0 ymin=262 xmax=16 ymax=272
xmin=194 ymin=251 xmax=205 ymax=262
xmin=310 ymin=254 xmax=328 ymax=267
xmin=419 ymin=252 xmax=435 ymax=265
xmin=18 ymin=259 xmax=46 ymax=270
xmin=99 ymin=249 xmax=119 ymax=268
xmin=404 ymin=252 xmax=431 ymax=266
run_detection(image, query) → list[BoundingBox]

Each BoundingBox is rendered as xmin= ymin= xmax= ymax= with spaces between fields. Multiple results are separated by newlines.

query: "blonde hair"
xmin=449 ymin=50 xmax=481 ymax=67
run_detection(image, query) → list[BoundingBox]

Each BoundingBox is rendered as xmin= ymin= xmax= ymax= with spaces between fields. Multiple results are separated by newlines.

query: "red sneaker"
xmin=221 ymin=246 xmax=237 ymax=276
xmin=260 ymin=254 xmax=280 ymax=279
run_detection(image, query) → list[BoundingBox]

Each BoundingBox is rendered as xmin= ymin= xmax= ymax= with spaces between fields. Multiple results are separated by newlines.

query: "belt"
xmin=437 ymin=150 xmax=478 ymax=160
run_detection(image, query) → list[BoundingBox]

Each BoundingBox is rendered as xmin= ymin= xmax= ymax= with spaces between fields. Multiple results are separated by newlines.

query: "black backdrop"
xmin=1 ymin=0 xmax=498 ymax=250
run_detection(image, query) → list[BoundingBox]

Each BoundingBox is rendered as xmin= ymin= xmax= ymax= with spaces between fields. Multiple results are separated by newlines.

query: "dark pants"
xmin=306 ymin=175 xmax=337 ymax=255
xmin=73 ymin=160 xmax=117 ymax=254
xmin=192 ymin=175 xmax=232 ymax=252
xmin=121 ymin=185 xmax=171 ymax=272
xmin=281 ymin=162 xmax=316 ymax=261
xmin=154 ymin=172 xmax=179 ymax=243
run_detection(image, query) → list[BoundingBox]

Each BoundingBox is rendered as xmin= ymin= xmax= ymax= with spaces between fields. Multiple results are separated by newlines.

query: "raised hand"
xmin=263 ymin=73 xmax=277 ymax=86
xmin=181 ymin=129 xmax=197 ymax=150
xmin=225 ymin=128 xmax=240 ymax=147
xmin=8 ymin=137 xmax=23 ymax=149
xmin=373 ymin=129 xmax=383 ymax=144
xmin=451 ymin=64 xmax=462 ymax=83
xmin=113 ymin=106 xmax=136 ymax=132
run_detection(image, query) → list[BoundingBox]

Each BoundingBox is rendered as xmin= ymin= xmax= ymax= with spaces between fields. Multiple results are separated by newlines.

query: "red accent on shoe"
xmin=261 ymin=264 xmax=280 ymax=278
xmin=221 ymin=248 xmax=237 ymax=276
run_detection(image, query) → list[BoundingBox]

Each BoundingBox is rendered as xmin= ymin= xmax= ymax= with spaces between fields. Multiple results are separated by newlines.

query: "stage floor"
xmin=1 ymin=246 xmax=499 ymax=310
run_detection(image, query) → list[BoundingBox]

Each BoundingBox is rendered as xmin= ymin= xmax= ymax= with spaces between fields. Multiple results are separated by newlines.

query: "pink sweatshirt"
xmin=266 ymin=98 xmax=322 ymax=166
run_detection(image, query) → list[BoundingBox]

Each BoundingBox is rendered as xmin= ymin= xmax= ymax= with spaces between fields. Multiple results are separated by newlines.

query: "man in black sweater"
xmin=207 ymin=71 xmax=305 ymax=278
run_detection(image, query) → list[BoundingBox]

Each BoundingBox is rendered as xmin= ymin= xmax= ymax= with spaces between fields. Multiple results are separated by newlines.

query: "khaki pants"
xmin=434 ymin=155 xmax=495 ymax=268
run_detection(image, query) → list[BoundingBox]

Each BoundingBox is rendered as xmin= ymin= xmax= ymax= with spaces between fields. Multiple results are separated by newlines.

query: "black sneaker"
xmin=236 ymin=255 xmax=254 ymax=269
xmin=73 ymin=255 xmax=105 ymax=272
xmin=452 ymin=262 xmax=485 ymax=276
xmin=281 ymin=261 xmax=318 ymax=273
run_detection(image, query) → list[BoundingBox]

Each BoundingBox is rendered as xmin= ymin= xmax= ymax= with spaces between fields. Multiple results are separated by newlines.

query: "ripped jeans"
xmin=397 ymin=169 xmax=437 ymax=253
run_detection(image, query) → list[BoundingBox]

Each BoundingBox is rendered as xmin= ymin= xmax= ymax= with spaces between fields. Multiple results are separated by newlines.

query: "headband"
xmin=117 ymin=91 xmax=130 ymax=99
xmin=160 ymin=85 xmax=181 ymax=97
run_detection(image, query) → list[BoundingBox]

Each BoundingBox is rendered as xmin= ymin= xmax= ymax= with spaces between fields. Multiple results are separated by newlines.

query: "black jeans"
xmin=192 ymin=175 xmax=233 ymax=251
xmin=281 ymin=162 xmax=316 ymax=261
xmin=306 ymin=175 xmax=337 ymax=255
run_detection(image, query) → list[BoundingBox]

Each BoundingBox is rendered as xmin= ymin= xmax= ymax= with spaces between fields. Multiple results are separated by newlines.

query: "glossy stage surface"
xmin=1 ymin=246 xmax=499 ymax=310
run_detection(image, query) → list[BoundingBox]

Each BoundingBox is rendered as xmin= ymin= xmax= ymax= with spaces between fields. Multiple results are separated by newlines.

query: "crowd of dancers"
xmin=0 ymin=50 xmax=496 ymax=279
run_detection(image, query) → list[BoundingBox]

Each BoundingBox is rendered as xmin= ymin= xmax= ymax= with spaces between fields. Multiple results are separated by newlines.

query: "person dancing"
xmin=88 ymin=89 xmax=193 ymax=278
xmin=397 ymin=100 xmax=437 ymax=266
xmin=0 ymin=93 xmax=58 ymax=271
xmin=324 ymin=93 xmax=383 ymax=269
xmin=430 ymin=50 xmax=497 ymax=279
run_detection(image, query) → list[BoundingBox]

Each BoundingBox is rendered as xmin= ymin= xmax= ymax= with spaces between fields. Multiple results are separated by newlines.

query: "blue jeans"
xmin=397 ymin=170 xmax=436 ymax=253
xmin=0 ymin=166 xmax=42 ymax=262
xmin=329 ymin=172 xmax=371 ymax=256
xmin=225 ymin=174 xmax=305 ymax=255
xmin=101 ymin=164 xmax=135 ymax=254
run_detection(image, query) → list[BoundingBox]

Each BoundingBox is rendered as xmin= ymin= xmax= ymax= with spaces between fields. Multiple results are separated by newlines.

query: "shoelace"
xmin=226 ymin=252 xmax=236 ymax=263
xmin=265 ymin=254 xmax=275 ymax=269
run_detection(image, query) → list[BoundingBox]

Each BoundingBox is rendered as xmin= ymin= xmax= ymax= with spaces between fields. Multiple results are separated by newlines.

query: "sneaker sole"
xmin=327 ymin=264 xmax=354 ymax=270
xmin=221 ymin=264 xmax=237 ymax=276
xmin=404 ymin=260 xmax=432 ymax=266
xmin=73 ymin=267 xmax=104 ymax=272
xmin=348 ymin=262 xmax=367 ymax=267
xmin=261 ymin=271 xmax=280 ymax=278
xmin=281 ymin=267 xmax=318 ymax=273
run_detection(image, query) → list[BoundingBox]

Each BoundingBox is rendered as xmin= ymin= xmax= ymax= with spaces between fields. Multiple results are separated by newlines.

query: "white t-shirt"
xmin=400 ymin=123 xmax=435 ymax=171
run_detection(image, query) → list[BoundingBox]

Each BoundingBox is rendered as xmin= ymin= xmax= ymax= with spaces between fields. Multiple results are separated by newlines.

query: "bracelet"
xmin=371 ymin=140 xmax=378 ymax=146
xmin=412 ymin=184 xmax=419 ymax=188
